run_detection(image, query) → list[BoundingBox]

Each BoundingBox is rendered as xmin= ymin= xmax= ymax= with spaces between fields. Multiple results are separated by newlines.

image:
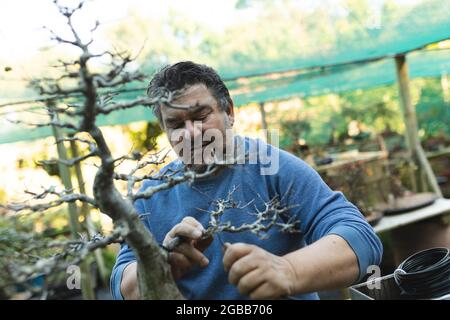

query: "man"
xmin=111 ymin=61 xmax=382 ymax=300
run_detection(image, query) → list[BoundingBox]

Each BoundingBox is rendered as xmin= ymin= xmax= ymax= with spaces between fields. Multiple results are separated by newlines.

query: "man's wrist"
xmin=283 ymin=251 xmax=310 ymax=295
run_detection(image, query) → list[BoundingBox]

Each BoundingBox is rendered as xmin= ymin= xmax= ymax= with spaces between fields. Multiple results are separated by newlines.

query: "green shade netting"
xmin=232 ymin=49 xmax=450 ymax=105
xmin=218 ymin=0 xmax=450 ymax=79
xmin=0 ymin=0 xmax=449 ymax=144
xmin=1 ymin=49 xmax=448 ymax=145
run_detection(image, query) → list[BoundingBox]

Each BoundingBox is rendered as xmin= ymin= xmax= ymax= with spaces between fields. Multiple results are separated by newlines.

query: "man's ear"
xmin=227 ymin=101 xmax=235 ymax=127
xmin=157 ymin=105 xmax=167 ymax=131
xmin=159 ymin=122 xmax=168 ymax=135
xmin=159 ymin=119 xmax=166 ymax=131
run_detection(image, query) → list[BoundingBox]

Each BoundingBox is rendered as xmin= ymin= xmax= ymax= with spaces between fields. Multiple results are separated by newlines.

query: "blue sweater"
xmin=110 ymin=136 xmax=382 ymax=300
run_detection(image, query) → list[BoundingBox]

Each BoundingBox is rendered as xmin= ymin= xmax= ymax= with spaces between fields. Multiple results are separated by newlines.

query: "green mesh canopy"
xmin=0 ymin=0 xmax=449 ymax=145
xmin=231 ymin=49 xmax=450 ymax=105
xmin=218 ymin=0 xmax=450 ymax=79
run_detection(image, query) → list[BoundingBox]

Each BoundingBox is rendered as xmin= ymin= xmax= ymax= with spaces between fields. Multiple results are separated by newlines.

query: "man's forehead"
xmin=161 ymin=83 xmax=217 ymax=117
xmin=163 ymin=103 xmax=212 ymax=117
xmin=172 ymin=83 xmax=213 ymax=104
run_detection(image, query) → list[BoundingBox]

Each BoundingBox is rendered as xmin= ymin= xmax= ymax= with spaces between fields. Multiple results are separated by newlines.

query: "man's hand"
xmin=223 ymin=235 xmax=360 ymax=300
xmin=163 ymin=216 xmax=213 ymax=279
xmin=222 ymin=243 xmax=297 ymax=299
xmin=120 ymin=217 xmax=212 ymax=299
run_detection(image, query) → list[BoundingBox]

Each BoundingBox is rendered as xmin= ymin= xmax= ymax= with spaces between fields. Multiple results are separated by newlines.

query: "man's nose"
xmin=183 ymin=120 xmax=202 ymax=140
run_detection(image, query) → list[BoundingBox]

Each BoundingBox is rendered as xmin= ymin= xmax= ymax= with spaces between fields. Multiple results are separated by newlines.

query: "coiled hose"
xmin=394 ymin=247 xmax=450 ymax=299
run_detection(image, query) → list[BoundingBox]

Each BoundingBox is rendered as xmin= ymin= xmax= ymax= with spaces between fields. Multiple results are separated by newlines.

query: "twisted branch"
xmin=164 ymin=186 xmax=301 ymax=251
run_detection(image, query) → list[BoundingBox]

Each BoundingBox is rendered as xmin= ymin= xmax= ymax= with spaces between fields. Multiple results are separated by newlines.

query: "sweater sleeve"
xmin=275 ymin=151 xmax=383 ymax=283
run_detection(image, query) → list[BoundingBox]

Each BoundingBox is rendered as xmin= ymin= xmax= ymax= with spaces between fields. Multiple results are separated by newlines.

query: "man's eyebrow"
xmin=164 ymin=105 xmax=213 ymax=125
xmin=165 ymin=117 xmax=181 ymax=124
xmin=190 ymin=104 xmax=213 ymax=114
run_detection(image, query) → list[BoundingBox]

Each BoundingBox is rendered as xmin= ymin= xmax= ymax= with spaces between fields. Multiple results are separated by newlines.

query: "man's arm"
xmin=121 ymin=262 xmax=139 ymax=300
xmin=223 ymin=234 xmax=358 ymax=299
xmin=283 ymin=234 xmax=359 ymax=294
xmin=110 ymin=241 xmax=137 ymax=300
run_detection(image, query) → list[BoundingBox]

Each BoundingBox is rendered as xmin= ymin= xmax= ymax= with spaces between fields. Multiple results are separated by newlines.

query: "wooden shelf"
xmin=374 ymin=198 xmax=450 ymax=233
xmin=315 ymin=151 xmax=388 ymax=173
xmin=426 ymin=147 xmax=450 ymax=159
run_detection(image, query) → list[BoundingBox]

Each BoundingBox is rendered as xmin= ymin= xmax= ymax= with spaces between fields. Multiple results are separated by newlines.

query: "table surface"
xmin=373 ymin=197 xmax=450 ymax=233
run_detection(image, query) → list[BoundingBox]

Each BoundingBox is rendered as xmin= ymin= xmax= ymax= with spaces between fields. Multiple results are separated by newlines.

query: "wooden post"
xmin=50 ymin=118 xmax=80 ymax=237
xmin=441 ymin=71 xmax=449 ymax=103
xmin=69 ymin=138 xmax=108 ymax=287
xmin=49 ymin=103 xmax=96 ymax=300
xmin=259 ymin=102 xmax=269 ymax=143
xmin=394 ymin=55 xmax=443 ymax=197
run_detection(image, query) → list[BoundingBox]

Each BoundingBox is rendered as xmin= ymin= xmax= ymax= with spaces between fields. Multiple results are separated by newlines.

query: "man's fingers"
xmin=172 ymin=223 xmax=203 ymax=239
xmin=181 ymin=216 xmax=204 ymax=230
xmin=249 ymin=282 xmax=273 ymax=300
xmin=228 ymin=254 xmax=259 ymax=286
xmin=222 ymin=243 xmax=255 ymax=272
xmin=163 ymin=217 xmax=210 ymax=280
xmin=163 ymin=224 xmax=203 ymax=247
xmin=237 ymin=268 xmax=265 ymax=296
xmin=175 ymin=242 xmax=209 ymax=267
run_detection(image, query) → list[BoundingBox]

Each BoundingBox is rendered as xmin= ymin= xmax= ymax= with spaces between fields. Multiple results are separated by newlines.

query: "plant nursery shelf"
xmin=374 ymin=198 xmax=450 ymax=233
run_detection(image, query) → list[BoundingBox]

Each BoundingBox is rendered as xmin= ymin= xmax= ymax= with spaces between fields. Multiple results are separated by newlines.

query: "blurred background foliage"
xmin=1 ymin=0 xmax=448 ymax=149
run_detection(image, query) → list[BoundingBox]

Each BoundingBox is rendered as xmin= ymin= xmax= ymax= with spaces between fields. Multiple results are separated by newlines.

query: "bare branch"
xmin=4 ymin=192 xmax=98 ymax=213
xmin=52 ymin=0 xmax=86 ymax=48
xmin=51 ymin=58 xmax=80 ymax=69
xmin=90 ymin=20 xmax=100 ymax=33
xmin=96 ymin=96 xmax=160 ymax=115
xmin=40 ymin=72 xmax=80 ymax=83
xmin=133 ymin=164 xmax=222 ymax=201
xmin=30 ymin=77 xmax=86 ymax=96
xmin=92 ymin=54 xmax=137 ymax=86
xmin=4 ymin=228 xmax=123 ymax=288
xmin=6 ymin=184 xmax=94 ymax=217
xmin=34 ymin=136 xmax=99 ymax=167
xmin=55 ymin=136 xmax=96 ymax=149
xmin=6 ymin=117 xmax=79 ymax=131
xmin=37 ymin=150 xmax=97 ymax=167
xmin=94 ymin=71 xmax=146 ymax=89
xmin=165 ymin=188 xmax=301 ymax=251
xmin=122 ymin=150 xmax=170 ymax=197
xmin=23 ymin=185 xmax=61 ymax=200
xmin=45 ymin=26 xmax=78 ymax=47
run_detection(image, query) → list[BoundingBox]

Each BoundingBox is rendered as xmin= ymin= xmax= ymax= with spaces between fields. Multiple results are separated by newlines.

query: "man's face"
xmin=160 ymin=83 xmax=234 ymax=168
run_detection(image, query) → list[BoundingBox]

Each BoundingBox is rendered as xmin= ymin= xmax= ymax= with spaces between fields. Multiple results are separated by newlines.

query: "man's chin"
xmin=186 ymin=163 xmax=209 ymax=173
xmin=183 ymin=155 xmax=222 ymax=173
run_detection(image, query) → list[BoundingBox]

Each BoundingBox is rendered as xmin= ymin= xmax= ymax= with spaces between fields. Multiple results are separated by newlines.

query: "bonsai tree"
xmin=0 ymin=1 xmax=298 ymax=299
